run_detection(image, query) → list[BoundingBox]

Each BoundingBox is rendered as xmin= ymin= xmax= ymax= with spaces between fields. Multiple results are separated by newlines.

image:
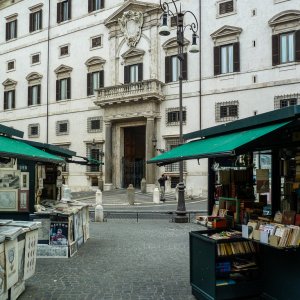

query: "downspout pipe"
xmin=199 ymin=0 xmax=202 ymax=130
xmin=46 ymin=0 xmax=50 ymax=143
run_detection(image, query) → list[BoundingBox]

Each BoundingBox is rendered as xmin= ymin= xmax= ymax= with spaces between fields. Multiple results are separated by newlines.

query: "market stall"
xmin=148 ymin=105 xmax=300 ymax=300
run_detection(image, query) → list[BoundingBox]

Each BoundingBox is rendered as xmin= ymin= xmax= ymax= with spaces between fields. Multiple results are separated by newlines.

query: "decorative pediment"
xmin=105 ymin=0 xmax=159 ymax=28
xmin=121 ymin=48 xmax=145 ymax=59
xmin=26 ymin=72 xmax=43 ymax=82
xmin=54 ymin=64 xmax=73 ymax=75
xmin=269 ymin=10 xmax=300 ymax=27
xmin=162 ymin=37 xmax=189 ymax=50
xmin=2 ymin=78 xmax=17 ymax=87
xmin=211 ymin=25 xmax=242 ymax=40
xmin=85 ymin=57 xmax=106 ymax=67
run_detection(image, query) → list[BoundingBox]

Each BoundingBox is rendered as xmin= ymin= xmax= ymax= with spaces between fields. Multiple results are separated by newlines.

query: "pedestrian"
xmin=158 ymin=173 xmax=168 ymax=202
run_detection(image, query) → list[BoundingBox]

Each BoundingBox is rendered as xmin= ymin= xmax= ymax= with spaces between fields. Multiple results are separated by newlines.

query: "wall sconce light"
xmin=152 ymin=137 xmax=166 ymax=153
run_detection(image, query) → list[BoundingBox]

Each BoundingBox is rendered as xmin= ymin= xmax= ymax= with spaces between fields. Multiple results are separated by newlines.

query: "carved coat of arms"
xmin=118 ymin=10 xmax=143 ymax=48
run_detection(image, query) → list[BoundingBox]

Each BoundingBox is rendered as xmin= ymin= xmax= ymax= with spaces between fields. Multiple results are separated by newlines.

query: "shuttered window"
xmin=6 ymin=20 xmax=17 ymax=41
xmin=272 ymin=31 xmax=300 ymax=65
xmin=87 ymin=70 xmax=104 ymax=96
xmin=88 ymin=0 xmax=104 ymax=13
xmin=29 ymin=10 xmax=42 ymax=32
xmin=214 ymin=42 xmax=240 ymax=75
xmin=124 ymin=63 xmax=143 ymax=84
xmin=56 ymin=78 xmax=71 ymax=101
xmin=4 ymin=90 xmax=15 ymax=110
xmin=28 ymin=84 xmax=41 ymax=106
xmin=57 ymin=0 xmax=71 ymax=23
xmin=165 ymin=53 xmax=188 ymax=83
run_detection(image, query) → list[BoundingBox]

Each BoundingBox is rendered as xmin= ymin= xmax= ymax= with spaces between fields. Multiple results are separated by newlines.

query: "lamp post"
xmin=159 ymin=0 xmax=199 ymax=223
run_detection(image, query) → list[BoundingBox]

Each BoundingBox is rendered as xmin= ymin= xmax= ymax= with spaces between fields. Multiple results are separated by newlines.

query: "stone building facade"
xmin=0 ymin=0 xmax=299 ymax=196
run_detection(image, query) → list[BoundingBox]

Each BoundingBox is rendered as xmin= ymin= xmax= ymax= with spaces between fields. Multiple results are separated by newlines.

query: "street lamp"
xmin=159 ymin=0 xmax=199 ymax=223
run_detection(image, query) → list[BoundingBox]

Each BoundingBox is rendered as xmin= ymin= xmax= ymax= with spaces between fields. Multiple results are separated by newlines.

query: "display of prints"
xmin=5 ymin=239 xmax=18 ymax=289
xmin=37 ymin=245 xmax=68 ymax=258
xmin=38 ymin=178 xmax=43 ymax=189
xmin=0 ymin=158 xmax=16 ymax=170
xmin=0 ymin=190 xmax=18 ymax=211
xmin=50 ymin=222 xmax=68 ymax=246
xmin=68 ymin=216 xmax=74 ymax=243
xmin=33 ymin=218 xmax=51 ymax=241
xmin=20 ymin=172 xmax=29 ymax=190
xmin=78 ymin=210 xmax=83 ymax=240
xmin=17 ymin=239 xmax=25 ymax=282
xmin=0 ymin=244 xmax=6 ymax=299
xmin=256 ymin=169 xmax=270 ymax=193
xmin=18 ymin=190 xmax=29 ymax=212
xmin=69 ymin=241 xmax=77 ymax=257
xmin=24 ymin=230 xmax=38 ymax=281
xmin=82 ymin=208 xmax=87 ymax=225
xmin=0 ymin=170 xmax=20 ymax=189
xmin=73 ymin=214 xmax=79 ymax=242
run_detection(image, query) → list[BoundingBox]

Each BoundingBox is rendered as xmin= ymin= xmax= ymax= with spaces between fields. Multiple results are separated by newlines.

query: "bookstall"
xmin=148 ymin=105 xmax=300 ymax=300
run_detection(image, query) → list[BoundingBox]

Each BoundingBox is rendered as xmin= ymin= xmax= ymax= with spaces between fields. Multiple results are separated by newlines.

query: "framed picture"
xmin=0 ymin=170 xmax=20 ymax=189
xmin=49 ymin=222 xmax=68 ymax=246
xmin=38 ymin=178 xmax=43 ymax=189
xmin=18 ymin=190 xmax=29 ymax=212
xmin=0 ymin=157 xmax=16 ymax=170
xmin=0 ymin=190 xmax=18 ymax=211
xmin=20 ymin=172 xmax=29 ymax=190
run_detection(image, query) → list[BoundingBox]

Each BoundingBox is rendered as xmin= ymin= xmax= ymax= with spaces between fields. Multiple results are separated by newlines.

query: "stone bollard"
xmin=153 ymin=187 xmax=160 ymax=204
xmin=127 ymin=184 xmax=135 ymax=205
xmin=140 ymin=178 xmax=146 ymax=193
xmin=94 ymin=204 xmax=104 ymax=222
xmin=95 ymin=189 xmax=102 ymax=205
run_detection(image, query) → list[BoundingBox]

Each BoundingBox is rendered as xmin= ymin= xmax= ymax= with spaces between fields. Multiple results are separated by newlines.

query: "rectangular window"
xmin=56 ymin=78 xmax=71 ymax=101
xmin=221 ymin=44 xmax=234 ymax=74
xmin=28 ymin=85 xmax=41 ymax=106
xmin=6 ymin=20 xmax=17 ymax=41
xmin=87 ymin=117 xmax=102 ymax=132
xmin=166 ymin=108 xmax=187 ymax=125
xmin=87 ymin=70 xmax=104 ymax=96
xmin=165 ymin=139 xmax=187 ymax=173
xmin=280 ymin=98 xmax=297 ymax=108
xmin=124 ymin=63 xmax=143 ymax=84
xmin=91 ymin=36 xmax=102 ymax=48
xmin=4 ymin=90 xmax=15 ymax=110
xmin=57 ymin=0 xmax=71 ymax=23
xmin=7 ymin=60 xmax=15 ymax=71
xmin=280 ymin=32 xmax=295 ymax=63
xmin=165 ymin=53 xmax=187 ymax=83
xmin=31 ymin=53 xmax=40 ymax=64
xmin=28 ymin=124 xmax=39 ymax=138
xmin=216 ymin=101 xmax=239 ymax=122
xmin=220 ymin=105 xmax=238 ymax=118
xmin=86 ymin=144 xmax=103 ymax=172
xmin=29 ymin=10 xmax=42 ymax=32
xmin=56 ymin=120 xmax=69 ymax=135
xmin=60 ymin=45 xmax=69 ymax=57
xmin=219 ymin=0 xmax=234 ymax=15
xmin=88 ymin=0 xmax=104 ymax=12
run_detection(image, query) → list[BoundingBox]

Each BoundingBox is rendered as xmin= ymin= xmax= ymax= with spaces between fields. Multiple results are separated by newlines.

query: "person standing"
xmin=158 ymin=173 xmax=168 ymax=202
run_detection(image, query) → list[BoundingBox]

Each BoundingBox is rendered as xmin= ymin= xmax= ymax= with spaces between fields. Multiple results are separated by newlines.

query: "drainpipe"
xmin=46 ymin=0 xmax=51 ymax=143
xmin=199 ymin=0 xmax=202 ymax=130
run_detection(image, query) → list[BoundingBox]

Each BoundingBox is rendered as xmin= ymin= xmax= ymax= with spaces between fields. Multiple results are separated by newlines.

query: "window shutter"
xmin=272 ymin=34 xmax=280 ymax=66
xmin=67 ymin=77 xmax=71 ymax=99
xmin=138 ymin=63 xmax=143 ymax=81
xmin=39 ymin=11 xmax=43 ymax=29
xmin=15 ymin=20 xmax=17 ymax=38
xmin=28 ymin=87 xmax=32 ymax=106
xmin=214 ymin=46 xmax=221 ymax=75
xmin=68 ymin=0 xmax=72 ymax=20
xmin=88 ymin=0 xmax=92 ymax=13
xmin=233 ymin=42 xmax=240 ymax=72
xmin=4 ymin=92 xmax=8 ymax=110
xmin=165 ymin=56 xmax=171 ymax=83
xmin=99 ymin=70 xmax=104 ymax=88
xmin=29 ymin=13 xmax=33 ymax=32
xmin=56 ymin=80 xmax=60 ymax=101
xmin=57 ymin=3 xmax=61 ymax=23
xmin=182 ymin=53 xmax=188 ymax=80
xmin=37 ymin=84 xmax=41 ymax=104
xmin=87 ymin=73 xmax=92 ymax=96
xmin=12 ymin=90 xmax=15 ymax=109
xmin=6 ymin=22 xmax=9 ymax=40
xmin=101 ymin=0 xmax=105 ymax=9
xmin=295 ymin=30 xmax=300 ymax=62
xmin=124 ymin=65 xmax=130 ymax=84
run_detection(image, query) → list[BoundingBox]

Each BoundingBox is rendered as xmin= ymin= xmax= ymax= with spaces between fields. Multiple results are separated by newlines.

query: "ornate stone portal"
xmin=118 ymin=10 xmax=143 ymax=48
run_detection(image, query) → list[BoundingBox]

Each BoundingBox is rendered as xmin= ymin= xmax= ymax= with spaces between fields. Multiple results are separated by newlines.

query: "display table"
xmin=0 ymin=220 xmax=40 ymax=300
xmin=30 ymin=200 xmax=90 ymax=258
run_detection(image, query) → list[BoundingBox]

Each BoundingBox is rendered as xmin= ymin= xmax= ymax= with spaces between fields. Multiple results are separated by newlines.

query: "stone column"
xmin=146 ymin=117 xmax=155 ymax=185
xmin=104 ymin=121 xmax=113 ymax=190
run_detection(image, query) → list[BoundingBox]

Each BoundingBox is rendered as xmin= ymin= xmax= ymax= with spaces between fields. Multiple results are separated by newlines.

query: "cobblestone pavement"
xmin=19 ymin=220 xmax=202 ymax=300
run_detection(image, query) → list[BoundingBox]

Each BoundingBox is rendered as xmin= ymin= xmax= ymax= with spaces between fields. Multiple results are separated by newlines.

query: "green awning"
xmin=0 ymin=136 xmax=65 ymax=163
xmin=148 ymin=122 xmax=290 ymax=165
